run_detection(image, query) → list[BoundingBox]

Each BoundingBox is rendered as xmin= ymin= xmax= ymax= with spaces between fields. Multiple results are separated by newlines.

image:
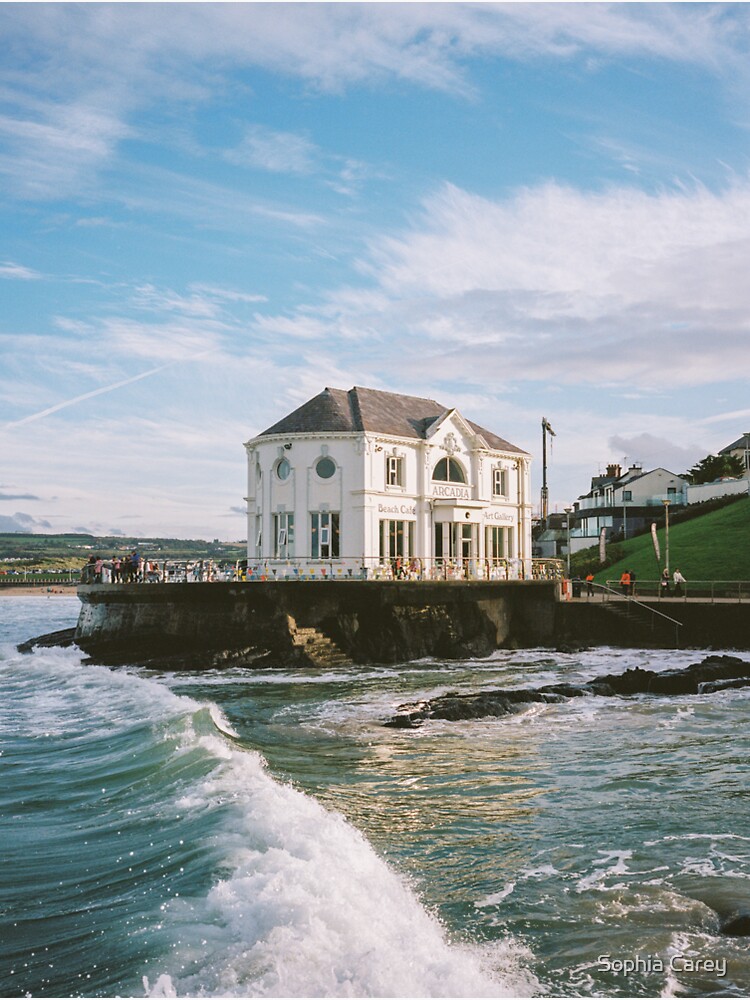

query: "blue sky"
xmin=2 ymin=2 xmax=750 ymax=539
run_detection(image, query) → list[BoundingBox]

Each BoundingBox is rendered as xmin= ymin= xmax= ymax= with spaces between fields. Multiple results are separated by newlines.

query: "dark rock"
xmin=720 ymin=910 xmax=750 ymax=936
xmin=385 ymin=654 xmax=750 ymax=727
xmin=17 ymin=628 xmax=77 ymax=653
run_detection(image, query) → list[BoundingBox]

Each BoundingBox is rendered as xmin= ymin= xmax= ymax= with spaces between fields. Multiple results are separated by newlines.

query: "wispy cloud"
xmin=2 ymin=352 xmax=214 ymax=430
xmin=225 ymin=124 xmax=318 ymax=174
xmin=2 ymin=4 xmax=749 ymax=202
xmin=0 ymin=491 xmax=40 ymax=501
xmin=0 ymin=260 xmax=41 ymax=280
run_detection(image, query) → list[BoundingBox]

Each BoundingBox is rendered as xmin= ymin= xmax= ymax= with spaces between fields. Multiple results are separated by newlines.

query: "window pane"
xmin=316 ymin=457 xmax=336 ymax=479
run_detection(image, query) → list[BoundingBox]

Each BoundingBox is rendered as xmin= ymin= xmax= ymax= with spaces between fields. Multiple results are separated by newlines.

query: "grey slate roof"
xmin=721 ymin=433 xmax=750 ymax=454
xmin=258 ymin=386 xmax=526 ymax=454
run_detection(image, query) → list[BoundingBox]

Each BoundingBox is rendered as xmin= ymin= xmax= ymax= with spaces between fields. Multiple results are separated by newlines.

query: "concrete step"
xmin=288 ymin=619 xmax=353 ymax=666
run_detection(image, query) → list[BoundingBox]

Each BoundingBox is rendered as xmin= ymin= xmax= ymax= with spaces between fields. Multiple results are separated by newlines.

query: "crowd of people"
xmin=83 ymin=551 xmax=159 ymax=583
xmin=82 ymin=554 xmax=224 ymax=584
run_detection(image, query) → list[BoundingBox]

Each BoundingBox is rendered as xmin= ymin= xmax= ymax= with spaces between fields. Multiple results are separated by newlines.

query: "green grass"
xmin=574 ymin=496 xmax=750 ymax=584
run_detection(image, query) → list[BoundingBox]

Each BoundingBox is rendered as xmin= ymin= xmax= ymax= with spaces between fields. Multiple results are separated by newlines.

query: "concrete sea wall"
xmin=74 ymin=580 xmax=560 ymax=668
xmin=556 ymin=599 xmax=750 ymax=650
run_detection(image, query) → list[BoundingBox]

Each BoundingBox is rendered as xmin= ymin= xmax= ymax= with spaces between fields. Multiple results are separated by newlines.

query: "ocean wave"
xmin=1 ymin=646 xmax=537 ymax=998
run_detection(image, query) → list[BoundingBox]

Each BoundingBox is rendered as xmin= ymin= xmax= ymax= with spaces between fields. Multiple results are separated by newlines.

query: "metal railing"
xmin=0 ymin=569 xmax=79 ymax=587
xmin=595 ymin=582 xmax=682 ymax=625
xmin=603 ymin=579 xmax=750 ymax=602
xmin=80 ymin=556 xmax=565 ymax=585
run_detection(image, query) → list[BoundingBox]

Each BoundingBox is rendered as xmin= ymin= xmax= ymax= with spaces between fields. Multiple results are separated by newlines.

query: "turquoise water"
xmin=2 ymin=597 xmax=750 ymax=997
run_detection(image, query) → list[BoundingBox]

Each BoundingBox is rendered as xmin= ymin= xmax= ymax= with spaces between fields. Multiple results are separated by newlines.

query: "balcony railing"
xmin=80 ymin=556 xmax=565 ymax=585
xmin=577 ymin=495 xmax=685 ymax=511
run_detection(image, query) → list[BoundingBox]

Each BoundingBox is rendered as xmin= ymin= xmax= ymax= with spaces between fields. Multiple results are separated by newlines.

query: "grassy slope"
xmin=591 ymin=496 xmax=750 ymax=584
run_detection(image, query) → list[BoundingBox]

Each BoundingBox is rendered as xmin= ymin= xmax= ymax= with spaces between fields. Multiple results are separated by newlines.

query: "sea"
xmin=2 ymin=595 xmax=749 ymax=999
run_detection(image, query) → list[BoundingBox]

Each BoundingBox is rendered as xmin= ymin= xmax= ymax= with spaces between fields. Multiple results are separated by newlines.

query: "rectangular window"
xmin=311 ymin=511 xmax=340 ymax=559
xmin=667 ymin=486 xmax=677 ymax=496
xmin=486 ymin=525 xmax=504 ymax=560
xmin=379 ymin=520 xmax=414 ymax=560
xmin=486 ymin=526 xmax=514 ymax=562
xmin=493 ymin=467 xmax=508 ymax=497
xmin=622 ymin=490 xmax=632 ymax=501
xmin=434 ymin=523 xmax=459 ymax=561
xmin=273 ymin=512 xmax=295 ymax=558
xmin=255 ymin=514 xmax=263 ymax=557
xmin=386 ymin=455 xmax=404 ymax=488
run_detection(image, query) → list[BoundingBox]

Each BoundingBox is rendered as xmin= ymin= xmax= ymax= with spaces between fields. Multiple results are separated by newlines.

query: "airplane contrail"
xmin=3 ymin=351 xmax=213 ymax=430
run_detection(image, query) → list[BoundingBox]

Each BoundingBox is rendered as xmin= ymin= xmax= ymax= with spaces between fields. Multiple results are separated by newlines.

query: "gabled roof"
xmin=256 ymin=386 xmax=527 ymax=454
xmin=721 ymin=433 xmax=750 ymax=454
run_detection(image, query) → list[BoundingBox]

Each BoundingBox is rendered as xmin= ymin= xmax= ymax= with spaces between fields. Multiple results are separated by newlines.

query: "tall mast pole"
xmin=541 ymin=417 xmax=548 ymax=526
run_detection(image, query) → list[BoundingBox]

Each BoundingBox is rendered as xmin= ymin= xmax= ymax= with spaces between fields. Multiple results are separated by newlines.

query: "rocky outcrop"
xmin=385 ymin=654 xmax=750 ymax=727
xmin=17 ymin=628 xmax=77 ymax=652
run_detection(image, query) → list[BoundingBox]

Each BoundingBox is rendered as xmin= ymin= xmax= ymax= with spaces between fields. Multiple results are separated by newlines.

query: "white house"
xmin=243 ymin=386 xmax=533 ymax=579
xmin=720 ymin=433 xmax=750 ymax=478
xmin=571 ymin=463 xmax=688 ymax=549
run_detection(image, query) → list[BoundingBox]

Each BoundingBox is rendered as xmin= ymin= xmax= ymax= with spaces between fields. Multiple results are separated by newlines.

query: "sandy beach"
xmin=0 ymin=586 xmax=78 ymax=597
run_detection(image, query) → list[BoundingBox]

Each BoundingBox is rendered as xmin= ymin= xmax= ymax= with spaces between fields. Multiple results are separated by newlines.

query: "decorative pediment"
xmin=424 ymin=408 xmax=489 ymax=451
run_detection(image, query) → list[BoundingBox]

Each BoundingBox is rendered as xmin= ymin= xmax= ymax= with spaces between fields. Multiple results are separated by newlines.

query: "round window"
xmin=316 ymin=456 xmax=336 ymax=479
xmin=276 ymin=458 xmax=291 ymax=481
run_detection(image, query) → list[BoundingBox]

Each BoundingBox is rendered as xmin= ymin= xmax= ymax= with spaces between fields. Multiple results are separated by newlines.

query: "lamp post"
xmin=565 ymin=506 xmax=572 ymax=579
xmin=662 ymin=499 xmax=671 ymax=576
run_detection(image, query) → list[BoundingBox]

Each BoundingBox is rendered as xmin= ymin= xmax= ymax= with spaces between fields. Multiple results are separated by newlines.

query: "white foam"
xmin=475 ymin=883 xmax=516 ymax=907
xmin=148 ymin=742 xmax=538 ymax=998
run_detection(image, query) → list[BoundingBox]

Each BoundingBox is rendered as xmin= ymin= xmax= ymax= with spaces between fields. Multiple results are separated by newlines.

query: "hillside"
xmin=572 ymin=496 xmax=750 ymax=585
xmin=0 ymin=533 xmax=247 ymax=571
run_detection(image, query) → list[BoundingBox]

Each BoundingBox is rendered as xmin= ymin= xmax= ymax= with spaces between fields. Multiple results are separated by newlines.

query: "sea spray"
xmin=141 ymin=725 xmax=537 ymax=997
xmin=0 ymin=638 xmax=536 ymax=998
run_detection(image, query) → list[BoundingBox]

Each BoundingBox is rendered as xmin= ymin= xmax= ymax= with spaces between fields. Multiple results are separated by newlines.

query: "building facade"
xmin=570 ymin=462 xmax=688 ymax=550
xmin=244 ymin=386 xmax=533 ymax=579
xmin=720 ymin=433 xmax=750 ymax=478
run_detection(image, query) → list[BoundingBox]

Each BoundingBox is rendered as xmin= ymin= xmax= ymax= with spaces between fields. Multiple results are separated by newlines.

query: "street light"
xmin=662 ymin=499 xmax=671 ymax=576
xmin=564 ymin=506 xmax=572 ymax=579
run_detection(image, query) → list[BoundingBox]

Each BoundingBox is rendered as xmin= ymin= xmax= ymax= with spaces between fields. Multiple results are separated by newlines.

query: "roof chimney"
xmin=606 ymin=463 xmax=622 ymax=479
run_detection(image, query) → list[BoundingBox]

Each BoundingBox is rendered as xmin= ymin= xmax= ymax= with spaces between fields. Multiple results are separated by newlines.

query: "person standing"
xmin=619 ymin=570 xmax=631 ymax=596
xmin=660 ymin=568 xmax=671 ymax=597
xmin=585 ymin=572 xmax=595 ymax=597
xmin=673 ymin=569 xmax=686 ymax=597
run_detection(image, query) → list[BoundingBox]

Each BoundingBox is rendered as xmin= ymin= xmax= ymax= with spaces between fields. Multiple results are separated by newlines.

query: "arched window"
xmin=433 ymin=457 xmax=466 ymax=483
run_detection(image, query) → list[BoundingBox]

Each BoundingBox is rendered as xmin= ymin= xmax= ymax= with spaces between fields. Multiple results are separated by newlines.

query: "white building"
xmin=243 ymin=386 xmax=533 ymax=579
xmin=571 ymin=463 xmax=688 ymax=550
xmin=720 ymin=433 xmax=750 ymax=478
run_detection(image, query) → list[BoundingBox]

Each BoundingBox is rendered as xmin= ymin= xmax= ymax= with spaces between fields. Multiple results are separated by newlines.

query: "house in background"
xmin=243 ymin=386 xmax=534 ymax=579
xmin=568 ymin=463 xmax=688 ymax=553
xmin=686 ymin=432 xmax=750 ymax=504
xmin=720 ymin=433 xmax=750 ymax=478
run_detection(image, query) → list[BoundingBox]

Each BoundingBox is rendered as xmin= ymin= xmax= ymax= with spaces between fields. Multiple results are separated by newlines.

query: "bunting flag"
xmin=651 ymin=522 xmax=661 ymax=561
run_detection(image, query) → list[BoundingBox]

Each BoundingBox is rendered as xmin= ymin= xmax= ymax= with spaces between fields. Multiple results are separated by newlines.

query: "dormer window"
xmin=433 ymin=457 xmax=466 ymax=483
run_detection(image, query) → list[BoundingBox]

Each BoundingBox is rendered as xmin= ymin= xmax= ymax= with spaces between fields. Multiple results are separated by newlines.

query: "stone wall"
xmin=74 ymin=580 xmax=559 ymax=668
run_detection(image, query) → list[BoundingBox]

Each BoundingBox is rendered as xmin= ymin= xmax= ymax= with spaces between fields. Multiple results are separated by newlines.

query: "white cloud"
xmin=226 ymin=124 xmax=318 ymax=174
xmin=0 ymin=260 xmax=41 ymax=280
xmin=2 ymin=4 xmax=749 ymax=200
xmin=333 ymin=177 xmax=750 ymax=390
